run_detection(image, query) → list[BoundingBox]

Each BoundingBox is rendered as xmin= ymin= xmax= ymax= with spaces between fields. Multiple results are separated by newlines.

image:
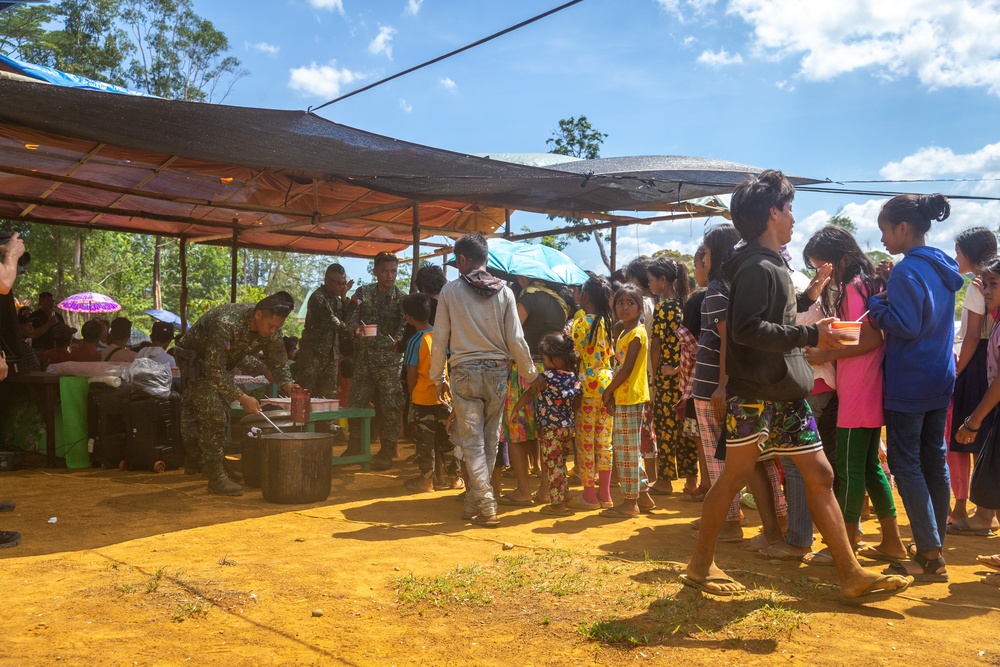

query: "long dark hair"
xmin=803 ymin=225 xmax=883 ymax=317
xmin=581 ymin=275 xmax=613 ymax=348
xmin=702 ymin=223 xmax=742 ymax=287
xmin=647 ymin=257 xmax=690 ymax=304
xmin=956 ymin=227 xmax=998 ymax=269
xmin=880 ymin=193 xmax=950 ymax=233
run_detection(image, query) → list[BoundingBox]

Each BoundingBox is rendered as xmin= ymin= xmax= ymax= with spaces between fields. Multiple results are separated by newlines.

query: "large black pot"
xmin=259 ymin=432 xmax=333 ymax=504
xmin=238 ymin=411 xmax=294 ymax=488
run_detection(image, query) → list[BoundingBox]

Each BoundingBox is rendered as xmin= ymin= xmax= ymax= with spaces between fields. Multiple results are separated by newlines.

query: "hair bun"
xmin=917 ymin=193 xmax=951 ymax=222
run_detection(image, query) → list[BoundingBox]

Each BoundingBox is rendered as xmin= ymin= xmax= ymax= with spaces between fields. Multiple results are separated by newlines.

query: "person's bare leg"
xmin=873 ymin=515 xmax=907 ymax=560
xmin=507 ymin=441 xmax=533 ymax=501
xmin=966 ymin=507 xmax=999 ymax=531
xmin=686 ymin=444 xmax=759 ymax=592
xmin=747 ymin=462 xmax=785 ymax=546
xmin=794 ymin=452 xmax=909 ymax=597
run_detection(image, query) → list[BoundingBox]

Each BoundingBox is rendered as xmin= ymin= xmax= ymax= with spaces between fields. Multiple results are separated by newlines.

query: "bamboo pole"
xmin=230 ymin=228 xmax=238 ymax=303
xmin=179 ymin=239 xmax=188 ymax=333
xmin=411 ymin=204 xmax=420 ymax=293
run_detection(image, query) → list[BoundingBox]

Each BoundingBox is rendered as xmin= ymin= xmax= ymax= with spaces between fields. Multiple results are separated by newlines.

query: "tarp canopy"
xmin=0 ymin=77 xmax=819 ymax=258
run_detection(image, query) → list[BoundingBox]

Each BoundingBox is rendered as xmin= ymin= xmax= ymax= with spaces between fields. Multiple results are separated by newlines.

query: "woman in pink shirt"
xmin=804 ymin=226 xmax=907 ymax=562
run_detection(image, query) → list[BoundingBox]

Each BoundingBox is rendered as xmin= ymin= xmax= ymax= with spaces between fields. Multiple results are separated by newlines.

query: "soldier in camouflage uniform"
xmin=345 ymin=252 xmax=406 ymax=469
xmin=295 ymin=263 xmax=353 ymax=397
xmin=175 ymin=292 xmax=298 ymax=496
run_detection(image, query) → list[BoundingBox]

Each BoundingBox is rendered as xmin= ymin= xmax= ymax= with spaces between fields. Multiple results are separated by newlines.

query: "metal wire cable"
xmin=309 ymin=0 xmax=586 ymax=113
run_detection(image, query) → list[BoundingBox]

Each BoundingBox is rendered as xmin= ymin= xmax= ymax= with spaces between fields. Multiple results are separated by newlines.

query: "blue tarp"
xmin=0 ymin=53 xmax=152 ymax=97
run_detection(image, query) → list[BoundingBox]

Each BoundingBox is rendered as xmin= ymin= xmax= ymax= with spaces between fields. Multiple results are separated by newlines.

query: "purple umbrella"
xmin=57 ymin=292 xmax=121 ymax=314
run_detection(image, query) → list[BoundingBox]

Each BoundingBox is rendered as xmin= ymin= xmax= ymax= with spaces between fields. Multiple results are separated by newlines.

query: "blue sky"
xmin=193 ymin=0 xmax=1000 ymax=278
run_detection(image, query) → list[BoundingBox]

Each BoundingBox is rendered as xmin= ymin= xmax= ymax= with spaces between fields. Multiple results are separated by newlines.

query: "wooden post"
xmin=411 ymin=204 xmax=420 ymax=293
xmin=179 ymin=238 xmax=188 ymax=333
xmin=230 ymin=228 xmax=238 ymax=303
xmin=504 ymin=209 xmax=511 ymax=238
xmin=610 ymin=225 xmax=617 ymax=273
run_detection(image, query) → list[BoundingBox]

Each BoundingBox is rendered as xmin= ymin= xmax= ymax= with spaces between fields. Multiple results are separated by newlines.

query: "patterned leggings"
xmin=653 ymin=376 xmax=699 ymax=478
xmin=694 ymin=399 xmax=741 ymax=522
xmin=539 ymin=425 xmax=575 ymax=505
xmin=575 ymin=394 xmax=613 ymax=488
xmin=612 ymin=403 xmax=644 ymax=499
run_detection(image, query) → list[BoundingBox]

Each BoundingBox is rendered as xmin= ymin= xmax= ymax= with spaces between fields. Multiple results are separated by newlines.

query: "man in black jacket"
xmin=682 ymin=170 xmax=910 ymax=602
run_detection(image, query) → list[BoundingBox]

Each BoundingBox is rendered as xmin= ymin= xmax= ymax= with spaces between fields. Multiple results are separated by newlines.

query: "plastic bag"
xmin=128 ymin=357 xmax=173 ymax=398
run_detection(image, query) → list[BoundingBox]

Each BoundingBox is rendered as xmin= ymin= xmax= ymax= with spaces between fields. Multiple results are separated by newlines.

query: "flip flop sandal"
xmin=679 ymin=492 xmax=707 ymax=502
xmin=757 ymin=544 xmax=805 ymax=561
xmin=982 ymin=572 xmax=1000 ymax=588
xmin=638 ymin=503 xmax=657 ymax=514
xmin=801 ymin=549 xmax=835 ymax=566
xmin=647 ymin=486 xmax=673 ymax=496
xmin=857 ymin=545 xmax=907 ymax=563
xmin=470 ymin=513 xmax=500 ymax=528
xmin=679 ymin=574 xmax=746 ymax=596
xmin=946 ymin=519 xmax=996 ymax=536
xmin=882 ymin=554 xmax=949 ymax=582
xmin=540 ymin=505 xmax=574 ymax=516
xmin=600 ymin=507 xmax=639 ymax=519
xmin=976 ymin=555 xmax=1000 ymax=571
xmin=598 ymin=500 xmax=615 ymax=509
xmin=842 ymin=575 xmax=912 ymax=604
xmin=497 ymin=494 xmax=534 ymax=507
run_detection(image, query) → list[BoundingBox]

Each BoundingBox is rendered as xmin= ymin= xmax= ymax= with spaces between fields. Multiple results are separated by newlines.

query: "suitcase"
xmin=122 ymin=391 xmax=184 ymax=472
xmin=87 ymin=383 xmax=130 ymax=469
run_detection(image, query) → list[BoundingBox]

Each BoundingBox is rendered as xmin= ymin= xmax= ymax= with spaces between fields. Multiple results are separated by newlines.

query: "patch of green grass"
xmin=173 ymin=600 xmax=208 ymax=623
xmin=145 ymin=567 xmax=165 ymax=593
xmin=117 ymin=583 xmax=135 ymax=594
xmin=722 ymin=601 xmax=809 ymax=641
xmin=395 ymin=565 xmax=493 ymax=608
xmin=578 ymin=619 xmax=651 ymax=646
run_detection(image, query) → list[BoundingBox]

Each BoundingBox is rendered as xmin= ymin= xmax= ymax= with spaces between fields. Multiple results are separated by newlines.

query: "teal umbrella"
xmin=449 ymin=238 xmax=589 ymax=285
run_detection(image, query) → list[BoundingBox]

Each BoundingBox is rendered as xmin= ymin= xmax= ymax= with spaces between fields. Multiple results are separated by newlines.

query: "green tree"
xmin=0 ymin=3 xmax=58 ymax=60
xmin=829 ymin=213 xmax=858 ymax=234
xmin=519 ymin=226 xmax=569 ymax=251
xmin=545 ymin=115 xmax=612 ymax=268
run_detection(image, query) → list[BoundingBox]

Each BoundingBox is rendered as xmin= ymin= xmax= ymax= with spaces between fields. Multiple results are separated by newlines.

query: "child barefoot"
xmin=513 ymin=333 xmax=582 ymax=515
xmin=601 ymin=285 xmax=655 ymax=518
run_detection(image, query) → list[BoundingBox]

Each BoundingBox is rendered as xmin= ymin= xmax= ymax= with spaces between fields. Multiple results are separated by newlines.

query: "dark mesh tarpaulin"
xmin=0 ymin=78 xmax=819 ymax=257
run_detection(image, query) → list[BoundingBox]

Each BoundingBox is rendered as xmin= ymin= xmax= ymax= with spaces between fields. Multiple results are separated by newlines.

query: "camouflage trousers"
xmin=412 ymin=403 xmax=457 ymax=479
xmin=180 ymin=378 xmax=230 ymax=464
xmin=295 ymin=348 xmax=340 ymax=398
xmin=348 ymin=353 xmax=403 ymax=457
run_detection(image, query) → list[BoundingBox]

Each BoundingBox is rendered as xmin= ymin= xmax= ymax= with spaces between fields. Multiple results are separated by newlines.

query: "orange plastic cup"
xmin=831 ymin=321 xmax=861 ymax=345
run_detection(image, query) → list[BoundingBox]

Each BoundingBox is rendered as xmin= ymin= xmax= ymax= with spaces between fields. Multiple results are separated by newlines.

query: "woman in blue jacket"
xmin=869 ymin=193 xmax=964 ymax=582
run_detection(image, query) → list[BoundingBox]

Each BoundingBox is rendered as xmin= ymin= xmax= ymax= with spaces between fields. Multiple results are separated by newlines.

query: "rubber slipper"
xmin=842 ymin=575 xmax=912 ymax=604
xmin=638 ymin=503 xmax=656 ymax=514
xmin=497 ymin=494 xmax=534 ymax=507
xmin=679 ymin=492 xmax=707 ymax=502
xmin=740 ymin=533 xmax=770 ymax=551
xmin=982 ymin=572 xmax=1000 ymax=588
xmin=540 ymin=505 xmax=574 ymax=516
xmin=470 ymin=513 xmax=500 ymax=528
xmin=600 ymin=507 xmax=639 ymax=519
xmin=647 ymin=486 xmax=673 ymax=496
xmin=976 ymin=554 xmax=1000 ymax=571
xmin=598 ymin=500 xmax=615 ymax=509
xmin=857 ymin=545 xmax=907 ymax=563
xmin=757 ymin=544 xmax=805 ymax=561
xmin=947 ymin=519 xmax=995 ymax=536
xmin=679 ymin=574 xmax=745 ymax=596
xmin=882 ymin=558 xmax=949 ymax=583
xmin=801 ymin=549 xmax=835 ymax=566
xmin=567 ymin=497 xmax=600 ymax=511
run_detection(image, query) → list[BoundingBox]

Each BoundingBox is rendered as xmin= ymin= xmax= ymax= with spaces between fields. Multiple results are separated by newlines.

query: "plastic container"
xmin=362 ymin=324 xmax=378 ymax=337
xmin=831 ymin=321 xmax=862 ymax=345
xmin=312 ymin=398 xmax=340 ymax=412
xmin=290 ymin=386 xmax=311 ymax=425
xmin=259 ymin=432 xmax=333 ymax=504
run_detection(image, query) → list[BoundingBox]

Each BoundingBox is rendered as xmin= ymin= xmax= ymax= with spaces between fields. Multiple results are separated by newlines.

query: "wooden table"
xmin=232 ymin=406 xmax=375 ymax=471
xmin=7 ymin=372 xmax=60 ymax=468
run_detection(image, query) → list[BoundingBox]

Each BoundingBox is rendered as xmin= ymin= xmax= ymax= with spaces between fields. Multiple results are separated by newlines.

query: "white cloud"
xmin=249 ymin=41 xmax=280 ymax=56
xmin=309 ymin=0 xmax=345 ymax=13
xmin=405 ymin=0 xmax=423 ymax=16
xmin=288 ymin=62 xmax=365 ymax=98
xmin=727 ymin=0 xmax=1000 ymax=94
xmin=368 ymin=25 xmax=397 ymax=59
xmin=682 ymin=35 xmax=696 ymax=47
xmin=881 ymin=141 xmax=1000 ymax=180
xmin=657 ymin=0 xmax=719 ymax=21
xmin=696 ymin=48 xmax=743 ymax=67
xmin=440 ymin=76 xmax=457 ymax=91
xmin=775 ymin=79 xmax=795 ymax=91
xmin=399 ymin=98 xmax=413 ymax=112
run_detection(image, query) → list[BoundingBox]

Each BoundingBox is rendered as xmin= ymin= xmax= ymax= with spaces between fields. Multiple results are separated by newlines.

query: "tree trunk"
xmin=593 ymin=230 xmax=611 ymax=271
xmin=152 ymin=235 xmax=162 ymax=309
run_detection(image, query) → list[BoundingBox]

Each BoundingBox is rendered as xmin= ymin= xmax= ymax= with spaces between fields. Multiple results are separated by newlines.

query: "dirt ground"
xmin=2 ymin=441 xmax=999 ymax=667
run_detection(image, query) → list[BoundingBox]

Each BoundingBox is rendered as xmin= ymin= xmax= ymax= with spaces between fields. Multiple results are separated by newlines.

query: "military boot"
xmin=205 ymin=460 xmax=243 ymax=496
xmin=222 ymin=457 xmax=244 ymax=484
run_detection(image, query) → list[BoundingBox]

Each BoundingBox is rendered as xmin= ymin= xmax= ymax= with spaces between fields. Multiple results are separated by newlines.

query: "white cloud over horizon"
xmin=440 ymin=77 xmax=457 ymax=91
xmin=697 ymin=48 xmax=743 ymax=68
xmin=405 ymin=0 xmax=423 ymax=16
xmin=309 ymin=0 xmax=345 ymax=13
xmin=248 ymin=41 xmax=280 ymax=56
xmin=288 ymin=62 xmax=364 ymax=98
xmin=369 ymin=25 xmax=397 ymax=58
